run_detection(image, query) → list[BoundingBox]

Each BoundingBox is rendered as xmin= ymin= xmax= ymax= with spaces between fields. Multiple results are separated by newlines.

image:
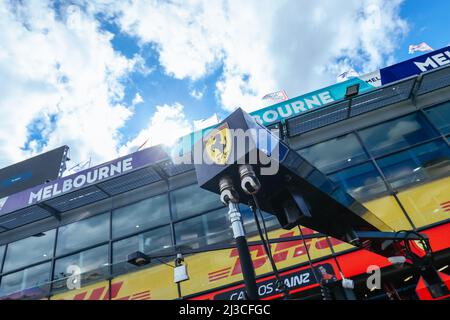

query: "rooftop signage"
xmin=0 ymin=146 xmax=168 ymax=218
xmin=380 ymin=46 xmax=450 ymax=85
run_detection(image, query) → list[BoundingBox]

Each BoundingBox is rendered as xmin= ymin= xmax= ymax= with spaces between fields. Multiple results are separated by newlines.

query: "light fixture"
xmin=345 ymin=84 xmax=360 ymax=98
xmin=174 ymin=253 xmax=189 ymax=283
xmin=127 ymin=251 xmax=151 ymax=267
xmin=32 ymin=232 xmax=46 ymax=237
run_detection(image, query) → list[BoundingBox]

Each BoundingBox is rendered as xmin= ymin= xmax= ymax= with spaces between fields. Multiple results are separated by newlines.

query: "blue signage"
xmin=380 ymin=46 xmax=450 ymax=85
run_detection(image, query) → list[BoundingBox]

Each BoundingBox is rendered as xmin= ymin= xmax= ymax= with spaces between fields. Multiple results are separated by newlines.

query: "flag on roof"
xmin=65 ymin=158 xmax=91 ymax=175
xmin=336 ymin=68 xmax=359 ymax=83
xmin=262 ymin=90 xmax=288 ymax=102
xmin=408 ymin=42 xmax=433 ymax=54
xmin=136 ymin=138 xmax=150 ymax=152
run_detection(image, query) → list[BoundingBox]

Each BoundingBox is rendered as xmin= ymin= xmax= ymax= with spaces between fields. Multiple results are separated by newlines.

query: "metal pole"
xmin=227 ymin=201 xmax=259 ymax=300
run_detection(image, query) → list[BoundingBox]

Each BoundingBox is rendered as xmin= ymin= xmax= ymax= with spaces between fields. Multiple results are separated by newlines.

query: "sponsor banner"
xmin=0 ymin=145 xmax=169 ymax=218
xmin=111 ymin=264 xmax=179 ymax=300
xmin=380 ymin=46 xmax=450 ymax=85
xmin=50 ymin=265 xmax=178 ymax=300
xmin=51 ymin=281 xmax=110 ymax=300
xmin=180 ymin=227 xmax=352 ymax=297
xmin=213 ymin=263 xmax=334 ymax=300
xmin=359 ymin=70 xmax=382 ymax=87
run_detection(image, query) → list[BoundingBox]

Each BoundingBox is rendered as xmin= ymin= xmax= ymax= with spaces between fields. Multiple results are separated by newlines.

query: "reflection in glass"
xmin=174 ymin=208 xmax=233 ymax=249
xmin=377 ymin=140 xmax=450 ymax=189
xmin=112 ymin=194 xmax=170 ymax=238
xmin=358 ymin=113 xmax=438 ymax=157
xmin=52 ymin=245 xmax=109 ymax=293
xmin=171 ymin=184 xmax=222 ymax=219
xmin=424 ymin=102 xmax=450 ymax=135
xmin=0 ymin=262 xmax=51 ymax=300
xmin=56 ymin=213 xmax=109 ymax=255
xmin=112 ymin=226 xmax=172 ymax=275
xmin=3 ymin=230 xmax=55 ymax=273
xmin=240 ymin=205 xmax=279 ymax=236
xmin=297 ymin=133 xmax=368 ymax=173
xmin=397 ymin=176 xmax=450 ymax=228
xmin=328 ymin=162 xmax=388 ymax=200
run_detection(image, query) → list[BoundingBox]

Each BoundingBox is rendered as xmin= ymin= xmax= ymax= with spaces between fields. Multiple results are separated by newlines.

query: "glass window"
xmin=328 ymin=162 xmax=388 ymax=200
xmin=56 ymin=213 xmax=109 ymax=256
xmin=112 ymin=194 xmax=170 ymax=238
xmin=174 ymin=208 xmax=233 ymax=249
xmin=358 ymin=113 xmax=438 ymax=157
xmin=0 ymin=245 xmax=5 ymax=272
xmin=424 ymin=102 xmax=450 ymax=135
xmin=52 ymin=245 xmax=109 ymax=293
xmin=112 ymin=226 xmax=172 ymax=275
xmin=377 ymin=140 xmax=450 ymax=190
xmin=170 ymin=184 xmax=222 ymax=220
xmin=298 ymin=133 xmax=368 ymax=173
xmin=3 ymin=230 xmax=55 ymax=273
xmin=0 ymin=262 xmax=51 ymax=300
xmin=240 ymin=205 xmax=279 ymax=236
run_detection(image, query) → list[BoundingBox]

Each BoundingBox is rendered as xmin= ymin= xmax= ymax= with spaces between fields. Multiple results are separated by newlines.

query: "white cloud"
xmin=119 ymin=103 xmax=222 ymax=156
xmin=118 ymin=103 xmax=193 ymax=155
xmin=131 ymin=92 xmax=144 ymax=106
xmin=98 ymin=0 xmax=408 ymax=113
xmin=190 ymin=88 xmax=204 ymax=100
xmin=0 ymin=1 xmax=143 ymax=168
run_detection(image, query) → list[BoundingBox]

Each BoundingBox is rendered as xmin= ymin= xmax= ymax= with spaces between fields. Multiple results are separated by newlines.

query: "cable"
xmin=297 ymin=226 xmax=333 ymax=300
xmin=297 ymin=226 xmax=320 ymax=284
xmin=249 ymin=199 xmax=288 ymax=297
xmin=154 ymin=257 xmax=175 ymax=268
xmin=249 ymin=196 xmax=290 ymax=298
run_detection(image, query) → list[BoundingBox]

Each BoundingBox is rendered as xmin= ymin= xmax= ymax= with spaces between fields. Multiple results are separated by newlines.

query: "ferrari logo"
xmin=204 ymin=123 xmax=232 ymax=165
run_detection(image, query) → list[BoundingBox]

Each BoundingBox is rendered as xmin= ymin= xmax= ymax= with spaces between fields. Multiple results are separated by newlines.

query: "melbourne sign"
xmin=0 ymin=146 xmax=168 ymax=217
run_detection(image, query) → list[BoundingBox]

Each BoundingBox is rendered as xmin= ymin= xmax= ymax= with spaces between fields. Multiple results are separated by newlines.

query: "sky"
xmin=0 ymin=0 xmax=449 ymax=170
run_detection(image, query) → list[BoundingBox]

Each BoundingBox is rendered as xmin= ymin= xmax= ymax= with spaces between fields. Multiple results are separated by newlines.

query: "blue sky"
xmin=396 ymin=0 xmax=450 ymax=61
xmin=0 ymin=0 xmax=449 ymax=169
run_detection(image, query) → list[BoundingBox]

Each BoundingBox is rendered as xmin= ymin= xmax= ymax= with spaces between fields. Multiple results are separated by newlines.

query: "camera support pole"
xmin=220 ymin=176 xmax=259 ymax=300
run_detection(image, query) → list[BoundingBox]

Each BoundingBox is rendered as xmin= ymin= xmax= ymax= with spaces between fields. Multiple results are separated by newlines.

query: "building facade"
xmin=0 ymin=51 xmax=449 ymax=300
